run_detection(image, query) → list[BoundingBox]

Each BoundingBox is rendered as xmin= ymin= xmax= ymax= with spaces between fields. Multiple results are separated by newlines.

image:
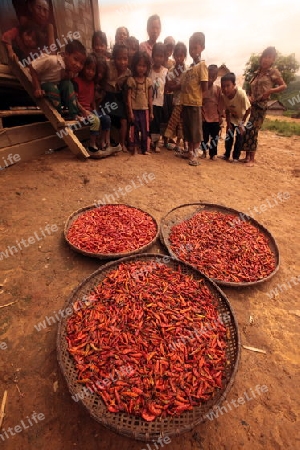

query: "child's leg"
xmin=201 ymin=121 xmax=209 ymax=157
xmin=224 ymin=124 xmax=234 ymax=159
xmin=233 ymin=127 xmax=244 ymax=161
xmin=59 ymin=80 xmax=80 ymax=119
xmin=100 ymin=115 xmax=111 ymax=148
xmin=120 ymin=118 xmax=128 ymax=152
xmin=140 ymin=110 xmax=150 ymax=154
xmin=133 ymin=110 xmax=141 ymax=153
xmin=41 ymin=82 xmax=62 ymax=113
xmin=150 ymin=106 xmax=162 ymax=152
xmin=209 ymin=122 xmax=220 ymax=158
xmin=88 ymin=114 xmax=100 ymax=150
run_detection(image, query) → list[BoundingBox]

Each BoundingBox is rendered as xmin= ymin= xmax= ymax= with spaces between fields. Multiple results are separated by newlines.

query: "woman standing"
xmin=242 ymin=47 xmax=286 ymax=167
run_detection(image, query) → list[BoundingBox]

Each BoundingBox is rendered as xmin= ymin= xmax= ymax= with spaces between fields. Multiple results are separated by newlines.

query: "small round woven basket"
xmin=160 ymin=203 xmax=280 ymax=288
xmin=57 ymin=254 xmax=240 ymax=442
xmin=64 ymin=204 xmax=159 ymax=260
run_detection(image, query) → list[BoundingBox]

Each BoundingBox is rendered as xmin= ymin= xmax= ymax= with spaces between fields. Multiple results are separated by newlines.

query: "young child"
xmin=29 ymin=40 xmax=87 ymax=119
xmin=91 ymin=31 xmax=109 ymax=60
xmin=17 ymin=0 xmax=55 ymax=50
xmin=201 ymin=65 xmax=224 ymax=160
xmin=2 ymin=21 xmax=40 ymax=62
xmin=72 ymin=54 xmax=101 ymax=156
xmin=149 ymin=43 xmax=168 ymax=153
xmin=106 ymin=44 xmax=131 ymax=152
xmin=140 ymin=15 xmax=161 ymax=58
xmin=127 ymin=51 xmax=153 ymax=155
xmin=115 ymin=27 xmax=129 ymax=45
xmin=181 ymin=32 xmax=208 ymax=166
xmin=95 ymin=57 xmax=113 ymax=150
xmin=164 ymin=42 xmax=187 ymax=151
xmin=220 ymin=72 xmax=251 ymax=162
xmin=125 ymin=36 xmax=139 ymax=67
xmin=164 ymin=36 xmax=175 ymax=69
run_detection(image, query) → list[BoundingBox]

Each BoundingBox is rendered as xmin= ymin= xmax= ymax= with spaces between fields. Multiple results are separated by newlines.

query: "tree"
xmin=243 ymin=52 xmax=300 ymax=94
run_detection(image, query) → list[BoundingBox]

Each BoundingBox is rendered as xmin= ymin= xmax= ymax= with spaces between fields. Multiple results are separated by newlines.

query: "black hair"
xmin=125 ymin=36 xmax=139 ymax=51
xmin=65 ymin=39 xmax=86 ymax=56
xmin=189 ymin=32 xmax=205 ymax=49
xmin=261 ymin=46 xmax=277 ymax=61
xmin=19 ymin=20 xmax=42 ymax=45
xmin=115 ymin=27 xmax=129 ymax=40
xmin=27 ymin=0 xmax=49 ymax=6
xmin=131 ymin=51 xmax=151 ymax=76
xmin=147 ymin=14 xmax=161 ymax=30
xmin=96 ymin=57 xmax=109 ymax=87
xmin=173 ymin=42 xmax=187 ymax=58
xmin=112 ymin=43 xmax=128 ymax=60
xmin=152 ymin=42 xmax=166 ymax=58
xmin=79 ymin=54 xmax=98 ymax=80
xmin=221 ymin=72 xmax=236 ymax=84
xmin=92 ymin=31 xmax=107 ymax=48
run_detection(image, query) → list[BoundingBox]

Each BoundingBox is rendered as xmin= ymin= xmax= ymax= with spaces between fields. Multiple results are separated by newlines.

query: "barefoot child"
xmin=106 ymin=44 xmax=131 ymax=152
xmin=181 ymin=32 xmax=208 ymax=166
xmin=29 ymin=40 xmax=87 ymax=119
xmin=127 ymin=51 xmax=153 ymax=154
xmin=164 ymin=42 xmax=187 ymax=152
xmin=220 ymin=72 xmax=251 ymax=162
xmin=201 ymin=65 xmax=224 ymax=160
xmin=72 ymin=55 xmax=101 ymax=156
xmin=95 ymin=58 xmax=113 ymax=150
xmin=149 ymin=43 xmax=168 ymax=153
xmin=140 ymin=15 xmax=161 ymax=59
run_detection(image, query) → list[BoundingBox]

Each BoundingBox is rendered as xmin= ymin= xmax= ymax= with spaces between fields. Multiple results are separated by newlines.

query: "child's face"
xmin=115 ymin=28 xmax=128 ymax=45
xmin=83 ymin=63 xmax=96 ymax=81
xmin=93 ymin=37 xmax=107 ymax=56
xmin=208 ymin=69 xmax=218 ymax=87
xmin=189 ymin=42 xmax=203 ymax=61
xmin=153 ymin=51 xmax=164 ymax=68
xmin=147 ymin=19 xmax=161 ymax=42
xmin=221 ymin=80 xmax=236 ymax=98
xmin=174 ymin=50 xmax=185 ymax=66
xmin=166 ymin=44 xmax=174 ymax=58
xmin=22 ymin=31 xmax=38 ymax=49
xmin=260 ymin=55 xmax=275 ymax=70
xmin=30 ymin=0 xmax=49 ymax=26
xmin=136 ymin=60 xmax=147 ymax=77
xmin=64 ymin=51 xmax=86 ymax=74
xmin=114 ymin=49 xmax=128 ymax=73
xmin=97 ymin=66 xmax=105 ymax=82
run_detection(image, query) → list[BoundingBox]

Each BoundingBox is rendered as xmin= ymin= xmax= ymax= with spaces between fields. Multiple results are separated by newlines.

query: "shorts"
xmin=182 ymin=105 xmax=203 ymax=143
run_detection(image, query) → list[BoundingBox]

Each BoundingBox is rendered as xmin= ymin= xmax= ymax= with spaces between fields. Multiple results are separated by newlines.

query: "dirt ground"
xmin=0 ymin=122 xmax=299 ymax=450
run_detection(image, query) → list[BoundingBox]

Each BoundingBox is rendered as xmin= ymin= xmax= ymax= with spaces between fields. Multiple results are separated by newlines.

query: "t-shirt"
xmin=222 ymin=87 xmax=251 ymax=126
xmin=31 ymin=53 xmax=65 ymax=83
xmin=73 ymin=77 xmax=95 ymax=111
xmin=166 ymin=64 xmax=186 ymax=106
xmin=202 ymin=84 xmax=224 ymax=123
xmin=149 ymin=66 xmax=168 ymax=107
xmin=127 ymin=76 xmax=152 ymax=110
xmin=106 ymin=60 xmax=131 ymax=93
xmin=250 ymin=67 xmax=282 ymax=109
xmin=181 ymin=61 xmax=208 ymax=106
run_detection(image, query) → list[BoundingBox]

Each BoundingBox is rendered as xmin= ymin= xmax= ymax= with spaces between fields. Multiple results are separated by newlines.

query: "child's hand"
xmin=129 ymin=113 xmax=134 ymax=124
xmin=8 ymin=51 xmax=18 ymax=62
xmin=150 ymin=112 xmax=154 ymax=121
xmin=261 ymin=90 xmax=272 ymax=100
xmin=34 ymin=89 xmax=45 ymax=98
xmin=238 ymin=124 xmax=246 ymax=135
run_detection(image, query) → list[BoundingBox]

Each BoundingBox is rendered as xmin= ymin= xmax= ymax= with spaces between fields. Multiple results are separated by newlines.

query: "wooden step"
xmin=8 ymin=59 xmax=90 ymax=159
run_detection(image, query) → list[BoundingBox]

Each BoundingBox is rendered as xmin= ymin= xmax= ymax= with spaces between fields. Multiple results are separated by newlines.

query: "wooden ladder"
xmin=8 ymin=59 xmax=90 ymax=159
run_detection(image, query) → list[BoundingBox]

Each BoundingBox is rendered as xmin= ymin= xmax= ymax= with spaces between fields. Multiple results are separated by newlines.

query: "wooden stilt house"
xmin=0 ymin=0 xmax=100 ymax=165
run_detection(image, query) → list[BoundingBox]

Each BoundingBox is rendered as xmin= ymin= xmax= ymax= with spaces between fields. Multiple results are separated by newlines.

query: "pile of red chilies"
xmin=67 ymin=205 xmax=157 ymax=254
xmin=169 ymin=211 xmax=276 ymax=283
xmin=66 ymin=261 xmax=228 ymax=421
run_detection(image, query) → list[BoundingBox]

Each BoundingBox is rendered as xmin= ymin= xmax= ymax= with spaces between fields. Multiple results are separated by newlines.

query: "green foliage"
xmin=243 ymin=52 xmax=300 ymax=93
xmin=261 ymin=118 xmax=300 ymax=136
xmin=279 ymin=76 xmax=300 ymax=110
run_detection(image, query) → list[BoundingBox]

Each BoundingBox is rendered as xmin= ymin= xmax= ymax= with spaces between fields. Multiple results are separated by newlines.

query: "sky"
xmin=98 ymin=0 xmax=300 ymax=76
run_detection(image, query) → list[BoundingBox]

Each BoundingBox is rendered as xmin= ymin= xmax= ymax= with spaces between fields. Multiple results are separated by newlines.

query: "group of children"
xmin=2 ymin=8 xmax=254 ymax=164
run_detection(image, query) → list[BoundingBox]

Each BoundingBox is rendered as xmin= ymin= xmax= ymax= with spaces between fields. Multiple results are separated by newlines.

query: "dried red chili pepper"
xmin=66 ymin=261 xmax=228 ymax=421
xmin=67 ymin=205 xmax=157 ymax=254
xmin=169 ymin=211 xmax=276 ymax=283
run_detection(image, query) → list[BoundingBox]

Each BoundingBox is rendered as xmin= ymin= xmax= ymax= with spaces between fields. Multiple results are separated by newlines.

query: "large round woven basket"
xmin=160 ymin=203 xmax=280 ymax=287
xmin=57 ymin=254 xmax=240 ymax=442
xmin=64 ymin=204 xmax=159 ymax=260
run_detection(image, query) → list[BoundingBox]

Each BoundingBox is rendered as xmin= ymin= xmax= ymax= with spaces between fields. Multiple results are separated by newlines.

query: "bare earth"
xmin=0 ymin=125 xmax=299 ymax=450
